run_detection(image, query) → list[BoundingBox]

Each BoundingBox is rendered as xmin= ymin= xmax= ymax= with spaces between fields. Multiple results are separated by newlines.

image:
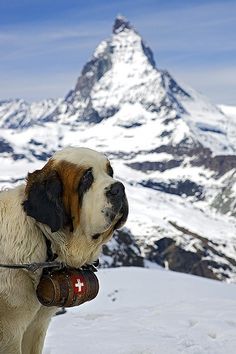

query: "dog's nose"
xmin=107 ymin=182 xmax=125 ymax=198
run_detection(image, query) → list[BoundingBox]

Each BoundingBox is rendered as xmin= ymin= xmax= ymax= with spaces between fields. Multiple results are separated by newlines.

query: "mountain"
xmin=0 ymin=16 xmax=236 ymax=281
xmin=0 ymin=98 xmax=60 ymax=129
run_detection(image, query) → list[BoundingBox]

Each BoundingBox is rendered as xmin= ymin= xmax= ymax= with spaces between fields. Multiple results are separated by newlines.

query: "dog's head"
xmin=23 ymin=147 xmax=128 ymax=266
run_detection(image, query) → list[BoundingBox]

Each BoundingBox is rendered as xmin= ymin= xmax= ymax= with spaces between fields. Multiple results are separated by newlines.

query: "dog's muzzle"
xmin=106 ymin=182 xmax=129 ymax=229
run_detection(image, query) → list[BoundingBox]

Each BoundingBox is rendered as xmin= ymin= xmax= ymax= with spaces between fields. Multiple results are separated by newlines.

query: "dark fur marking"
xmin=106 ymin=162 xmax=114 ymax=177
xmin=78 ymin=168 xmax=94 ymax=206
xmin=92 ymin=233 xmax=100 ymax=240
xmin=23 ymin=172 xmax=70 ymax=232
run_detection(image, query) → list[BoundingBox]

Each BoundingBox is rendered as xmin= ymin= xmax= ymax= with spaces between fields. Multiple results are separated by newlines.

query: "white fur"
xmin=0 ymin=147 xmax=125 ymax=354
xmin=0 ymin=185 xmax=54 ymax=354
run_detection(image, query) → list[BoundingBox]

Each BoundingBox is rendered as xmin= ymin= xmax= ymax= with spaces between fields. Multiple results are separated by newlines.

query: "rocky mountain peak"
xmin=59 ymin=15 xmax=188 ymax=125
xmin=112 ymin=15 xmax=133 ymax=34
xmin=111 ymin=15 xmax=156 ymax=68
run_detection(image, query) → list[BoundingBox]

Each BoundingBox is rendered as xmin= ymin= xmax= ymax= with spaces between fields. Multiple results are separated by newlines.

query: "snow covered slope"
xmin=219 ymin=104 xmax=236 ymax=119
xmin=218 ymin=104 xmax=236 ymax=147
xmin=43 ymin=267 xmax=236 ymax=354
xmin=0 ymin=16 xmax=236 ymax=281
xmin=0 ymin=99 xmax=60 ymax=129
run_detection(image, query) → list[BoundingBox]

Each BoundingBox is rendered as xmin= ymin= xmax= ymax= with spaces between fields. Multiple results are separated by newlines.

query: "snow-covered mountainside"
xmin=0 ymin=16 xmax=236 ymax=281
xmin=43 ymin=267 xmax=236 ymax=354
xmin=0 ymin=98 xmax=60 ymax=129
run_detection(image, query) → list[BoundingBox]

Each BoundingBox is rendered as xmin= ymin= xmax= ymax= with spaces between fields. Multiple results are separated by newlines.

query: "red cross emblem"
xmin=72 ymin=275 xmax=86 ymax=294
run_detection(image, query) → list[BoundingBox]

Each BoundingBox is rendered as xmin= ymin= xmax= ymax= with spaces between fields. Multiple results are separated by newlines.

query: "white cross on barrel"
xmin=75 ymin=278 xmax=84 ymax=292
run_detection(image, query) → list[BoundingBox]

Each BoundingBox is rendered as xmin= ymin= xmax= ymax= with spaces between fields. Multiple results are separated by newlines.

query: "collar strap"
xmin=44 ymin=236 xmax=58 ymax=262
xmin=0 ymin=261 xmax=64 ymax=272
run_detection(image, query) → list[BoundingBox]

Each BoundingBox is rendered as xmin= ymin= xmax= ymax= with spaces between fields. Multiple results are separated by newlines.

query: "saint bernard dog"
xmin=0 ymin=146 xmax=128 ymax=354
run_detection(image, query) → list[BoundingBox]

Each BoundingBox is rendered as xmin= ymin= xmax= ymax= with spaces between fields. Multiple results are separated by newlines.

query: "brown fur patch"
xmin=55 ymin=160 xmax=86 ymax=230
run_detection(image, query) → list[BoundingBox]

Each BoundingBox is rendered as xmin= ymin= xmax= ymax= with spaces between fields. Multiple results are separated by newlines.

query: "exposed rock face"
xmin=211 ymin=171 xmax=236 ymax=216
xmin=145 ymin=222 xmax=236 ymax=281
xmin=101 ymin=228 xmax=144 ymax=268
xmin=0 ymin=138 xmax=13 ymax=153
xmin=152 ymin=240 xmax=218 ymax=280
xmin=126 ymin=159 xmax=182 ymax=173
xmin=149 ymin=143 xmax=236 ymax=177
xmin=113 ymin=15 xmax=133 ymax=34
xmin=139 ymin=179 xmax=204 ymax=199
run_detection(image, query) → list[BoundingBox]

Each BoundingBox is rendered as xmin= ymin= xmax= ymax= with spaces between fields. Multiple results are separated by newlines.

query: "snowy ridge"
xmin=0 ymin=98 xmax=60 ymax=129
xmin=0 ymin=16 xmax=236 ymax=281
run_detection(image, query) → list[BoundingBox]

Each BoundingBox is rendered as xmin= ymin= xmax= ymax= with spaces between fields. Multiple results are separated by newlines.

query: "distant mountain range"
xmin=1 ymin=16 xmax=236 ymax=282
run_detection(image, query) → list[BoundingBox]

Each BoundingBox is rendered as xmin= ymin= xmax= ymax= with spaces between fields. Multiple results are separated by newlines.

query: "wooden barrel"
xmin=36 ymin=268 xmax=99 ymax=307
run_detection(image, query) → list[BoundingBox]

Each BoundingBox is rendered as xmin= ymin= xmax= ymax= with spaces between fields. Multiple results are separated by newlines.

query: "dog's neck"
xmin=36 ymin=223 xmax=101 ymax=268
xmin=36 ymin=223 xmax=67 ymax=259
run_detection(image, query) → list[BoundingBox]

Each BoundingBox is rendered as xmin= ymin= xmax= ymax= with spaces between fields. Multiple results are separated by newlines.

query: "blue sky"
xmin=0 ymin=0 xmax=235 ymax=104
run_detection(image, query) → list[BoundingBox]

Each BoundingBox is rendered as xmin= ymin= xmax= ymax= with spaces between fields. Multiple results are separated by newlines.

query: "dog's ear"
xmin=23 ymin=170 xmax=69 ymax=232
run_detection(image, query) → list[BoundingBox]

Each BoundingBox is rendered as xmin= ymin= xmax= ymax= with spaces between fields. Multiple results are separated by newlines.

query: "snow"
xmin=43 ymin=267 xmax=236 ymax=354
xmin=218 ymin=105 xmax=236 ymax=148
xmin=1 ymin=116 xmax=236 ymax=279
xmin=178 ymin=86 xmax=234 ymax=155
xmin=0 ymin=98 xmax=60 ymax=129
xmin=124 ymin=181 xmax=236 ymax=250
xmin=219 ymin=105 xmax=236 ymax=119
xmin=94 ymin=40 xmax=109 ymax=58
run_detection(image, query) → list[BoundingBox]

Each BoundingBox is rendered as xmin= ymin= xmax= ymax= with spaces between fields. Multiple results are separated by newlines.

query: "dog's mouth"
xmin=113 ymin=199 xmax=129 ymax=230
xmin=106 ymin=196 xmax=129 ymax=231
xmin=92 ymin=197 xmax=129 ymax=241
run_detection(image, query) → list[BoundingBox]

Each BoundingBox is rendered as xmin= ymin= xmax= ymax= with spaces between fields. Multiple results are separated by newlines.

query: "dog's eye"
xmin=107 ymin=165 xmax=114 ymax=177
xmin=78 ymin=168 xmax=94 ymax=205
xmin=82 ymin=168 xmax=94 ymax=188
